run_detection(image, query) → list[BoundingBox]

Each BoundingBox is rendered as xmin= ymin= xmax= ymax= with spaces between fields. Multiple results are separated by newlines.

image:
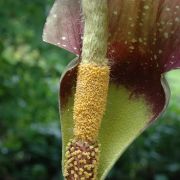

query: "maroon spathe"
xmin=44 ymin=0 xmax=180 ymax=123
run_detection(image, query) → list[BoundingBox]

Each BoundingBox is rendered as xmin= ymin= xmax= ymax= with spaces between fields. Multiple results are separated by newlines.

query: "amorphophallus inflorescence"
xmin=43 ymin=0 xmax=180 ymax=179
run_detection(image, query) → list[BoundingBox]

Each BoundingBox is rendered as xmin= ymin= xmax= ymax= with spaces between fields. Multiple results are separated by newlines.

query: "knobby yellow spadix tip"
xmin=64 ymin=139 xmax=100 ymax=180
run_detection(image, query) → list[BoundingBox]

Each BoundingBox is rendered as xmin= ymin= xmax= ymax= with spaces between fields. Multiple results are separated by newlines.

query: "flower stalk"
xmin=64 ymin=0 xmax=109 ymax=179
xmin=81 ymin=0 xmax=108 ymax=65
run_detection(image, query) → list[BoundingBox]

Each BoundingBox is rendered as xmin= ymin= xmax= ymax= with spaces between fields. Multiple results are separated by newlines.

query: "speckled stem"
xmin=81 ymin=0 xmax=108 ymax=65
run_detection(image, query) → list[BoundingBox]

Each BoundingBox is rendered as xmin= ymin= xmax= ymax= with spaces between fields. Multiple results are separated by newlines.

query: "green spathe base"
xmin=60 ymin=84 xmax=152 ymax=180
xmin=98 ymin=85 xmax=152 ymax=179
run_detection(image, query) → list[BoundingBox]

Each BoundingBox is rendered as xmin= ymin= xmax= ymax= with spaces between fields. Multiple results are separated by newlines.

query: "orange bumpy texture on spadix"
xmin=73 ymin=63 xmax=109 ymax=142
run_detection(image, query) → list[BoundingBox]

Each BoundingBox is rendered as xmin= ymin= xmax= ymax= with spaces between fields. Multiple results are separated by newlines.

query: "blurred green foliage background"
xmin=0 ymin=0 xmax=180 ymax=179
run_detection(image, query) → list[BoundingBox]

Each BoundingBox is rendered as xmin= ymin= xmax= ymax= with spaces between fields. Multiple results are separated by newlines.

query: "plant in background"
xmin=43 ymin=0 xmax=180 ymax=179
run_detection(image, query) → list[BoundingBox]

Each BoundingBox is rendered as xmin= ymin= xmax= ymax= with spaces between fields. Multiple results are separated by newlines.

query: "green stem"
xmin=81 ymin=0 xmax=108 ymax=65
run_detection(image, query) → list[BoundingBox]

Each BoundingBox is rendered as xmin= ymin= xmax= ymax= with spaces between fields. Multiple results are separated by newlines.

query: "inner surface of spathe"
xmin=61 ymin=84 xmax=152 ymax=180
